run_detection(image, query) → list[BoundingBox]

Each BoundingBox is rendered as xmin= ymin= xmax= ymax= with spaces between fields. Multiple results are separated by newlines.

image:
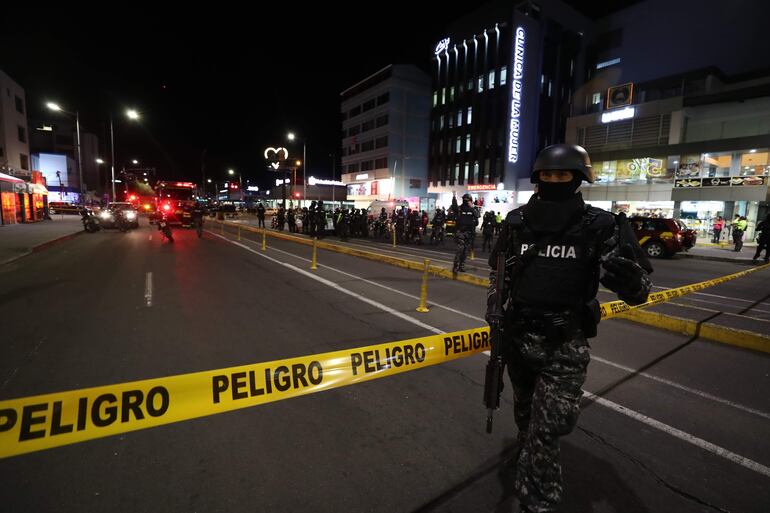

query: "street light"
xmin=132 ymin=159 xmax=139 ymax=165
xmin=126 ymin=109 xmax=140 ymax=120
xmin=287 ymin=132 xmax=307 ymax=206
xmin=228 ymin=169 xmax=243 ymax=200
xmin=47 ymin=101 xmax=84 ymax=200
xmin=96 ymin=158 xmax=105 ymax=164
xmin=109 ymin=108 xmax=141 ymax=201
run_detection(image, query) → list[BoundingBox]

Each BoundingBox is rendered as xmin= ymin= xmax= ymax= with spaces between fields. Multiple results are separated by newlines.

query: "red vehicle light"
xmin=162 ymin=204 xmax=171 ymax=211
xmin=129 ymin=195 xmax=137 ymax=201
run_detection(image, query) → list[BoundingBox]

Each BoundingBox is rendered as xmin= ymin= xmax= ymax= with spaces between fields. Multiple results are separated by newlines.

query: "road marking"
xmin=239 ymin=236 xmax=487 ymax=323
xmin=590 ymin=356 xmax=770 ymax=420
xmin=583 ymin=391 xmax=770 ymax=478
xmin=144 ymin=272 xmax=153 ymax=307
xmin=210 ymin=232 xmax=444 ymax=334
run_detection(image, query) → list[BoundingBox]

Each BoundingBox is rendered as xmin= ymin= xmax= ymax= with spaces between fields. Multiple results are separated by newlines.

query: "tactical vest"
xmin=457 ymin=205 xmax=477 ymax=231
xmin=505 ymin=207 xmax=613 ymax=310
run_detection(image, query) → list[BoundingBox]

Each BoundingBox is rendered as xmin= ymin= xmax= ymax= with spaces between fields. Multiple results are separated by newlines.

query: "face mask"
xmin=537 ymin=176 xmax=581 ymax=201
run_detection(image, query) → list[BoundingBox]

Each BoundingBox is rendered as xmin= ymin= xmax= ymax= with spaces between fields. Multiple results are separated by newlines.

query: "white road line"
xmin=209 ymin=232 xmax=444 ymax=334
xmin=583 ymin=391 xmax=770 ymax=478
xmin=237 ymin=235 xmax=487 ymax=323
xmin=144 ymin=272 xmax=153 ymax=307
xmin=590 ymin=356 xmax=770 ymax=420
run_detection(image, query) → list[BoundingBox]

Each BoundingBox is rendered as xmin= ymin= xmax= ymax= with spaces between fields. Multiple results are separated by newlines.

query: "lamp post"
xmin=109 ymin=109 xmax=140 ymax=201
xmin=287 ymin=132 xmax=306 ymax=207
xmin=46 ymin=102 xmax=84 ymax=202
xmin=228 ymin=169 xmax=243 ymax=201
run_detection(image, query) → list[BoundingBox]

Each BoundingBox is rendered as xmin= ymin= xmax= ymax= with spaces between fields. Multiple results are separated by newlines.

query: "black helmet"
xmin=462 ymin=193 xmax=472 ymax=202
xmin=531 ymin=144 xmax=594 ymax=183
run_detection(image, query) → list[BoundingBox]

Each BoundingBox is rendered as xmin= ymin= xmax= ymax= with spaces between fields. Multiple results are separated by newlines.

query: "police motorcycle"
xmin=80 ymin=207 xmax=101 ymax=233
xmin=158 ymin=213 xmax=174 ymax=242
xmin=430 ymin=222 xmax=445 ymax=245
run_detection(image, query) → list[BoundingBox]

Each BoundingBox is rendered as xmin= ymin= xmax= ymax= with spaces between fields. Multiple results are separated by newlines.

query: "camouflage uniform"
xmin=453 ymin=230 xmax=475 ymax=271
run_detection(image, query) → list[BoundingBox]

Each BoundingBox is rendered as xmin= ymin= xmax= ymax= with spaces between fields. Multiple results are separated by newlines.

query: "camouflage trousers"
xmin=506 ymin=327 xmax=590 ymax=512
xmin=453 ymin=231 xmax=474 ymax=271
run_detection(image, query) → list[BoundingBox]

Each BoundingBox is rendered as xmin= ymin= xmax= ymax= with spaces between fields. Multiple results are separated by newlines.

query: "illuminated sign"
xmin=275 ymin=178 xmax=291 ymax=186
xmin=434 ymin=38 xmax=450 ymax=55
xmin=263 ymin=147 xmax=289 ymax=161
xmin=601 ymin=106 xmax=635 ymax=123
xmin=355 ymin=173 xmax=369 ymax=180
xmin=219 ymin=189 xmax=228 ymax=193
xmin=467 ymin=184 xmax=498 ymax=191
xmin=247 ymin=186 xmax=259 ymax=192
xmin=308 ymin=176 xmax=345 ymax=186
xmin=508 ymin=27 xmax=525 ymax=163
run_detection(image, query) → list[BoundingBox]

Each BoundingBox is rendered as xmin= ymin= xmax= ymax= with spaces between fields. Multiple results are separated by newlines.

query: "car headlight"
xmin=125 ymin=211 xmax=137 ymax=220
xmin=100 ymin=212 xmax=112 ymax=219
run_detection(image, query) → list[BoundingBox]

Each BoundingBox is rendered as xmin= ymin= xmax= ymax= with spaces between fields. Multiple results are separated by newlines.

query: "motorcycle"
xmin=430 ymin=224 xmax=445 ymax=245
xmin=116 ymin=210 xmax=130 ymax=233
xmin=80 ymin=209 xmax=101 ymax=233
xmin=158 ymin=215 xmax=174 ymax=242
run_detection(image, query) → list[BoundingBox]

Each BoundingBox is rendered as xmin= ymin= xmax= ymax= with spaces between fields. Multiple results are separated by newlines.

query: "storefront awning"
xmin=0 ymin=172 xmax=24 ymax=184
xmin=29 ymin=183 xmax=48 ymax=194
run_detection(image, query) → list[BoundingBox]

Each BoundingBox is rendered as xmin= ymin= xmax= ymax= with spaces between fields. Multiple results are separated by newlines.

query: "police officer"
xmin=316 ymin=201 xmax=326 ymax=239
xmin=338 ymin=208 xmax=351 ymax=241
xmin=256 ymin=202 xmax=266 ymax=229
xmin=430 ymin=207 xmax=446 ymax=244
xmin=451 ymin=193 xmax=479 ymax=272
xmin=486 ymin=144 xmax=652 ymax=513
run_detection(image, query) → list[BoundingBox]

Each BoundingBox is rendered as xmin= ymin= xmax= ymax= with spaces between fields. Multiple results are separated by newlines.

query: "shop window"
xmin=676 ymin=155 xmax=702 ymax=178
xmin=703 ymin=154 xmax=732 ymax=178
xmin=740 ymin=151 xmax=769 ymax=176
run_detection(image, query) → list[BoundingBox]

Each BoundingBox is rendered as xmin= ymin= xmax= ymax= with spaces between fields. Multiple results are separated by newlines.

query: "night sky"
xmin=2 ymin=3 xmax=622 ymax=190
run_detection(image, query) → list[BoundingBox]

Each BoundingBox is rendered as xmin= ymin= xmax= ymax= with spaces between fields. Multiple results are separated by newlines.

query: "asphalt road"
xmin=0 ymin=219 xmax=768 ymax=513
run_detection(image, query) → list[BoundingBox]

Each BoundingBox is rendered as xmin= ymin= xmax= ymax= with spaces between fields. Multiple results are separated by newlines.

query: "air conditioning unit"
xmin=607 ymin=83 xmax=634 ymax=109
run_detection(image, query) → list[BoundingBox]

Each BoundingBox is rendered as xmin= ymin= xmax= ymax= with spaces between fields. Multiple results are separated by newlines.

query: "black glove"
xmin=485 ymin=292 xmax=505 ymax=330
xmin=601 ymin=256 xmax=650 ymax=305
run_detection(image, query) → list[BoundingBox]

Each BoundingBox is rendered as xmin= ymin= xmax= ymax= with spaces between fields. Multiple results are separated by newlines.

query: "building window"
xmin=477 ymin=76 xmax=484 ymax=93
xmin=341 ymin=147 xmax=348 ymax=157
xmin=500 ymin=66 xmax=507 ymax=86
xmin=449 ymin=86 xmax=455 ymax=102
xmin=592 ymin=93 xmax=601 ymax=105
xmin=548 ymin=80 xmax=553 ymax=97
xmin=20 ymin=154 xmax=29 ymax=170
xmin=361 ymin=160 xmax=374 ymax=171
xmin=473 ymin=161 xmax=480 ymax=182
xmin=341 ymin=111 xmax=348 ymax=121
xmin=455 ymin=137 xmax=461 ymax=153
xmin=363 ymin=99 xmax=376 ymax=112
xmin=467 ymin=79 xmax=473 ymax=92
xmin=464 ymin=163 xmax=469 ymax=182
xmin=440 ymin=115 xmax=445 ymax=130
xmin=484 ymin=159 xmax=490 ymax=182
xmin=341 ymin=130 xmax=347 ymax=139
xmin=465 ymin=134 xmax=471 ymax=152
xmin=433 ymin=91 xmax=438 ymax=107
xmin=376 ymin=114 xmax=388 ymax=127
xmin=15 ymin=96 xmax=24 ymax=114
xmin=488 ymin=70 xmax=495 ymax=89
xmin=362 ymin=140 xmax=375 ymax=152
xmin=377 ymin=92 xmax=389 ymax=105
xmin=375 ymin=157 xmax=388 ymax=169
xmin=17 ymin=126 xmax=26 ymax=143
xmin=466 ymin=106 xmax=472 ymax=124
xmin=454 ymin=163 xmax=460 ymax=182
xmin=349 ymin=144 xmax=360 ymax=155
xmin=375 ymin=136 xmax=388 ymax=149
xmin=449 ymin=113 xmax=454 ymax=129
xmin=442 ymin=88 xmax=446 ymax=105
xmin=0 ymin=146 xmax=4 ymax=157
xmin=348 ymin=163 xmax=360 ymax=173
xmin=350 ymin=105 xmax=361 ymax=117
xmin=457 ymin=111 xmax=463 ymax=127
xmin=362 ymin=120 xmax=375 ymax=132
xmin=439 ymin=140 xmax=444 ymax=153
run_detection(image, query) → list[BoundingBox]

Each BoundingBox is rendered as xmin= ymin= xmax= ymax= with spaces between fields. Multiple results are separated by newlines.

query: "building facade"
xmin=340 ymin=65 xmax=431 ymax=211
xmin=0 ymin=69 xmax=31 ymax=176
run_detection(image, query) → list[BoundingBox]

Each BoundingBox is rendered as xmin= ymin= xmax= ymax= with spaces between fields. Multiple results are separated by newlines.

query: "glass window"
xmin=442 ymin=88 xmax=446 ymax=105
xmin=361 ymin=160 xmax=373 ymax=171
xmin=457 ymin=111 xmax=462 ymax=127
xmin=454 ymin=163 xmax=460 ymax=182
xmin=488 ymin=70 xmax=495 ymax=89
xmin=455 ymin=137 xmax=461 ymax=153
xmin=592 ymin=93 xmax=601 ymax=105
xmin=703 ymin=154 xmax=732 ymax=178
xmin=467 ymin=79 xmax=473 ymax=92
xmin=350 ymin=106 xmax=361 ymax=117
xmin=449 ymin=86 xmax=455 ymax=102
xmin=377 ymin=92 xmax=389 ymax=105
xmin=376 ymin=114 xmax=388 ymax=127
xmin=349 ymin=125 xmax=360 ymax=136
xmin=433 ymin=91 xmax=437 ymax=107
xmin=15 ymin=96 xmax=24 ymax=114
xmin=500 ymin=66 xmax=507 ymax=86
xmin=740 ymin=150 xmax=769 ymax=175
xmin=449 ymin=113 xmax=454 ymax=129
xmin=464 ymin=163 xmax=469 ymax=182
xmin=375 ymin=157 xmax=388 ymax=169
xmin=363 ymin=99 xmax=376 ymax=111
xmin=473 ymin=161 xmax=480 ymax=182
xmin=348 ymin=163 xmax=359 ymax=173
xmin=466 ymin=106 xmax=472 ymax=124
xmin=676 ymin=155 xmax=703 ymax=178
xmin=477 ymin=76 xmax=484 ymax=93
xmin=465 ymin=134 xmax=471 ymax=152
xmin=17 ymin=126 xmax=26 ymax=143
xmin=361 ymin=140 xmax=374 ymax=152
xmin=440 ymin=115 xmax=444 ymax=130
xmin=375 ymin=136 xmax=388 ymax=149
xmin=361 ymin=120 xmax=374 ymax=132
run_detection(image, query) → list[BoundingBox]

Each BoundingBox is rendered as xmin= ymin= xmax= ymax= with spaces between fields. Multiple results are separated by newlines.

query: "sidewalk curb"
xmin=679 ymin=253 xmax=758 ymax=265
xmin=1 ymin=230 xmax=83 ymax=266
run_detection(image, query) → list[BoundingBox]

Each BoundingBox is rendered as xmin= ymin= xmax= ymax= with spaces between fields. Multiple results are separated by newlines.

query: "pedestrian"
xmin=276 ymin=207 xmax=286 ymax=231
xmin=256 ymin=202 xmax=266 ymax=229
xmin=495 ymin=211 xmax=503 ymax=236
xmin=486 ymin=144 xmax=652 ymax=513
xmin=451 ymin=193 xmax=479 ymax=272
xmin=733 ymin=215 xmax=748 ymax=251
xmin=753 ymin=213 xmax=770 ymax=263
xmin=287 ymin=208 xmax=297 ymax=233
xmin=712 ymin=216 xmax=724 ymax=243
xmin=482 ymin=211 xmax=495 ymax=252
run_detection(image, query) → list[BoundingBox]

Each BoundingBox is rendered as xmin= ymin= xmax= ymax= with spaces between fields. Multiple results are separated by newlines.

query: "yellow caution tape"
xmin=0 ymin=327 xmax=489 ymax=459
xmin=599 ymin=263 xmax=770 ymax=319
